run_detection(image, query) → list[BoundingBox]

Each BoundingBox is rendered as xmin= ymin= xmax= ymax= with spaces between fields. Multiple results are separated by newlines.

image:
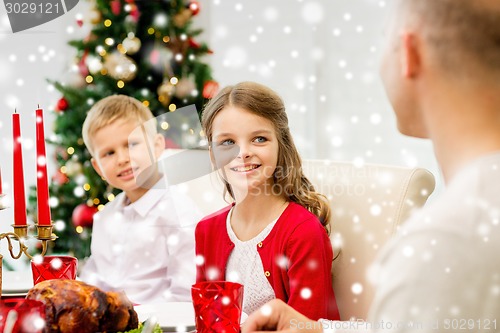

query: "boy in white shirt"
xmin=79 ymin=94 xmax=201 ymax=304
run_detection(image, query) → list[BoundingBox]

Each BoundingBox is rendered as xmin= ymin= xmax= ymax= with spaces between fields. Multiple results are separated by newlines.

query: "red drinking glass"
xmin=31 ymin=255 xmax=77 ymax=285
xmin=191 ymin=281 xmax=244 ymax=333
xmin=0 ymin=298 xmax=46 ymax=333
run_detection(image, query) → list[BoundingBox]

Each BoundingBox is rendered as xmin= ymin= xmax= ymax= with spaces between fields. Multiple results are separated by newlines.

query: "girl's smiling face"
xmin=211 ymin=106 xmax=280 ymax=198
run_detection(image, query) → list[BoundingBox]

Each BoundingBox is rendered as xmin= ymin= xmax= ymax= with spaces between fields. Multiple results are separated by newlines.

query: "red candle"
xmin=13 ymin=111 xmax=27 ymax=226
xmin=36 ymin=107 xmax=51 ymax=226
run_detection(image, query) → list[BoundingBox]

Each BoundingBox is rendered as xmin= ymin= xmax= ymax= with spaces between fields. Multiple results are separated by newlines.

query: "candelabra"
xmin=0 ymin=193 xmax=57 ymax=296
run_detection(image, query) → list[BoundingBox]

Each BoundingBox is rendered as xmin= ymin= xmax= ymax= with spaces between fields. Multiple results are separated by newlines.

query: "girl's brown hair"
xmin=201 ymin=81 xmax=331 ymax=232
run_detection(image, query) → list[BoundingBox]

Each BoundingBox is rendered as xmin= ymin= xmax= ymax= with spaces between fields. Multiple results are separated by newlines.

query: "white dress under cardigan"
xmin=225 ymin=207 xmax=277 ymax=315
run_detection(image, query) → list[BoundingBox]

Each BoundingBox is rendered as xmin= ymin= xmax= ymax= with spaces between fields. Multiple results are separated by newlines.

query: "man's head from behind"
xmin=380 ymin=0 xmax=500 ymax=137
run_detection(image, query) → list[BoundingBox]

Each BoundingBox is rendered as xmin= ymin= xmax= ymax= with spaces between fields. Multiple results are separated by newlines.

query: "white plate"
xmin=134 ymin=302 xmax=248 ymax=331
xmin=135 ymin=302 xmax=196 ymax=331
xmin=2 ymin=271 xmax=33 ymax=294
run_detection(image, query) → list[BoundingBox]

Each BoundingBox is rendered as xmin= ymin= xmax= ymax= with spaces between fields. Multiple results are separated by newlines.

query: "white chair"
xmin=301 ymin=160 xmax=435 ymax=320
xmin=165 ymin=151 xmax=435 ymax=320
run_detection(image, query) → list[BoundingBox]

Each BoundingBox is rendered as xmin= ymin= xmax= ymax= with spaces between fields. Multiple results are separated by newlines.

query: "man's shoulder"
xmin=378 ymin=164 xmax=500 ymax=268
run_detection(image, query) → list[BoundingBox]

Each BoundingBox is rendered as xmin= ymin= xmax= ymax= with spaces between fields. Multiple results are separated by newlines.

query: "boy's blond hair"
xmin=82 ymin=95 xmax=156 ymax=156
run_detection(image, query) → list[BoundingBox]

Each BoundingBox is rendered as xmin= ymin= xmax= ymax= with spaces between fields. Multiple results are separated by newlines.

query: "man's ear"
xmin=91 ymin=157 xmax=103 ymax=178
xmin=401 ymin=32 xmax=421 ymax=78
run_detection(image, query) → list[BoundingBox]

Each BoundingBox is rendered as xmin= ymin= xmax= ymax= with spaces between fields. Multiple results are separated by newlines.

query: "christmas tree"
xmin=27 ymin=0 xmax=218 ymax=259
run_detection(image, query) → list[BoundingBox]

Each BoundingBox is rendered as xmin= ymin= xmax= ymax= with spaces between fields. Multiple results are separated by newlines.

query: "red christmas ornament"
xmin=55 ymin=147 xmax=69 ymax=161
xmin=52 ymin=170 xmax=69 ymax=185
xmin=188 ymin=38 xmax=201 ymax=49
xmin=111 ymin=0 xmax=121 ymax=15
xmin=188 ymin=1 xmax=200 ymax=15
xmin=56 ymin=97 xmax=69 ymax=112
xmin=203 ymin=80 xmax=219 ymax=99
xmin=72 ymin=203 xmax=98 ymax=228
xmin=130 ymin=8 xmax=140 ymax=22
xmin=150 ymin=49 xmax=160 ymax=66
xmin=76 ymin=18 xmax=83 ymax=27
xmin=78 ymin=50 xmax=89 ymax=77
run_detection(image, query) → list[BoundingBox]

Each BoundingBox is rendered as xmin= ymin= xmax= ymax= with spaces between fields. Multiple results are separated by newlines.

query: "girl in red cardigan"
xmin=195 ymin=81 xmax=340 ymax=321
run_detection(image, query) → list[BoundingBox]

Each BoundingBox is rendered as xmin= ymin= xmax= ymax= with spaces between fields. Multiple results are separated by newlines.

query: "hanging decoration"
xmin=203 ymin=80 xmax=220 ymax=99
xmin=157 ymin=81 xmax=176 ymax=106
xmin=56 ymin=97 xmax=69 ymax=112
xmin=72 ymin=203 xmax=98 ymax=228
xmin=104 ymin=52 xmax=137 ymax=82
xmin=122 ymin=34 xmax=141 ymax=55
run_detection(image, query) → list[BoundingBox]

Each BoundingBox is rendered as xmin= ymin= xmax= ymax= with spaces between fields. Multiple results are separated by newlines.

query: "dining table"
xmin=1 ymin=270 xmax=250 ymax=332
xmin=135 ymin=302 xmax=196 ymax=332
xmin=1 ymin=270 xmax=33 ymax=299
xmin=1 ymin=270 xmax=197 ymax=332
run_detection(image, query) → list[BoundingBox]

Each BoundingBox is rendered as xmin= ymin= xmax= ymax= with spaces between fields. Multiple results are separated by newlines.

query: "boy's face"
xmin=91 ymin=118 xmax=164 ymax=200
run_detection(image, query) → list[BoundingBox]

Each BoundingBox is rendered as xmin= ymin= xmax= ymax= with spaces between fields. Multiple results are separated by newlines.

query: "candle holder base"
xmin=35 ymin=224 xmax=57 ymax=241
xmin=12 ymin=224 xmax=28 ymax=238
xmin=0 ymin=230 xmax=46 ymax=297
xmin=0 ymin=227 xmax=55 ymax=297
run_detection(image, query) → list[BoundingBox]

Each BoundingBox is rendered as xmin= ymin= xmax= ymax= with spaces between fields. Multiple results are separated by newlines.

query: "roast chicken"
xmin=26 ymin=279 xmax=139 ymax=333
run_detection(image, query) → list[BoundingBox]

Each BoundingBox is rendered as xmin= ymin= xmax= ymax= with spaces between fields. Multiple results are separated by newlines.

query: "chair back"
xmin=302 ymin=160 xmax=435 ymax=320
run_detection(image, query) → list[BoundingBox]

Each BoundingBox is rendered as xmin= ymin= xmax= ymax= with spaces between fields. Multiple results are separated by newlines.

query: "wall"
xmin=205 ymin=0 xmax=439 ymax=174
xmin=0 ymin=0 xmax=442 ymax=266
